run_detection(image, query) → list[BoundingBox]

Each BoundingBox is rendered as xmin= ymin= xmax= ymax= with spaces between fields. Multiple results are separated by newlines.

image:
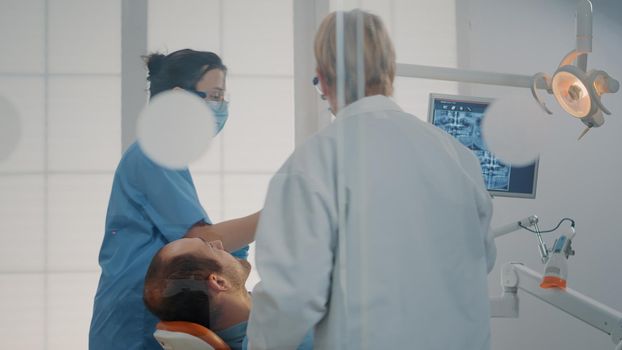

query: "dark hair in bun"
xmin=143 ymin=49 xmax=227 ymax=98
xmin=145 ymin=53 xmax=167 ymax=80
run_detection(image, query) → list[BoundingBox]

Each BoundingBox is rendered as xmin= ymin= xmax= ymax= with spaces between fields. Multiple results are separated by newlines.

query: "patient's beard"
xmin=224 ymin=259 xmax=251 ymax=290
xmin=239 ymin=259 xmax=251 ymax=276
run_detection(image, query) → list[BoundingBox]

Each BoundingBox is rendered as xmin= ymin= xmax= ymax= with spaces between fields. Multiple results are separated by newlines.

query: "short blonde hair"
xmin=314 ymin=9 xmax=396 ymax=105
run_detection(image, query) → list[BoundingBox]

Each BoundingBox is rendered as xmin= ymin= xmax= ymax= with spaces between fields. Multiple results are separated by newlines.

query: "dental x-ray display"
xmin=428 ymin=93 xmax=538 ymax=198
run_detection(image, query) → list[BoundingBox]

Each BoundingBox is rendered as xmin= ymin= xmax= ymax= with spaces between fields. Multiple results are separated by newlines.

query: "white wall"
xmin=458 ymin=0 xmax=622 ymax=348
xmin=0 ymin=1 xmax=120 ymax=349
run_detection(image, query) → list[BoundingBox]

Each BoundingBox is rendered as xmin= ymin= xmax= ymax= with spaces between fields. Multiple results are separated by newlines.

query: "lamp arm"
xmin=559 ymin=50 xmax=586 ymax=69
xmin=576 ymin=0 xmax=593 ymax=70
xmin=531 ymin=73 xmax=553 ymax=114
xmin=576 ymin=0 xmax=593 ymax=54
xmin=395 ymin=63 xmax=550 ymax=89
xmin=397 ymin=2 xmax=593 ymax=86
xmin=590 ymin=71 xmax=620 ymax=116
xmin=492 ymin=262 xmax=622 ymax=347
xmin=492 ymin=215 xmax=539 ymax=239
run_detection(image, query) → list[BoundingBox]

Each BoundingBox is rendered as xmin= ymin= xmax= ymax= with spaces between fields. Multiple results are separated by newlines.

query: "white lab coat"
xmin=247 ymin=95 xmax=496 ymax=350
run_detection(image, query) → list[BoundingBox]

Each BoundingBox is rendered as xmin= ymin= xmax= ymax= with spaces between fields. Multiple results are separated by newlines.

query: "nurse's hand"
xmin=185 ymin=221 xmax=224 ymax=245
xmin=184 ymin=211 xmax=260 ymax=253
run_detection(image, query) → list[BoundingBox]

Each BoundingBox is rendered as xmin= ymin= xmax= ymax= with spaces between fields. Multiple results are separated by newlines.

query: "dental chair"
xmin=154 ymin=321 xmax=231 ymax=350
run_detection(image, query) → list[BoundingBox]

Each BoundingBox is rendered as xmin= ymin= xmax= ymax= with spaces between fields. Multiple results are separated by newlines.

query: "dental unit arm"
xmin=490 ymin=216 xmax=622 ymax=349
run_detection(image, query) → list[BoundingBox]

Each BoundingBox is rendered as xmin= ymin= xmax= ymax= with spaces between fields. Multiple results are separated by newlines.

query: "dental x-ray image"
xmin=428 ymin=94 xmax=538 ymax=198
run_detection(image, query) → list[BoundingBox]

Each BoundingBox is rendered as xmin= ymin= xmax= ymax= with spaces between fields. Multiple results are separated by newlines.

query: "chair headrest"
xmin=156 ymin=321 xmax=231 ymax=350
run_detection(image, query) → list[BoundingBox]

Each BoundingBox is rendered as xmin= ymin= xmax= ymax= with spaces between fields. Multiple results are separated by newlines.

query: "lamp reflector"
xmin=552 ymin=70 xmax=591 ymax=118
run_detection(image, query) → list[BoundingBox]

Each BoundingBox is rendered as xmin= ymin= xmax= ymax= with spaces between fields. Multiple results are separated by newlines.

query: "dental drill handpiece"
xmin=532 ymin=221 xmax=549 ymax=264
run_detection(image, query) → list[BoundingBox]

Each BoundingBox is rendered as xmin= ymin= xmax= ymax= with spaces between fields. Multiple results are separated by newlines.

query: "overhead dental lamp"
xmin=531 ymin=0 xmax=620 ymax=139
xmin=396 ymin=0 xmax=619 ymax=140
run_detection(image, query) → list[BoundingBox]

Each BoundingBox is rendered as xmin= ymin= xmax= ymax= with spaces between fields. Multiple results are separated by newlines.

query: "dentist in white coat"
xmin=247 ymin=9 xmax=496 ymax=350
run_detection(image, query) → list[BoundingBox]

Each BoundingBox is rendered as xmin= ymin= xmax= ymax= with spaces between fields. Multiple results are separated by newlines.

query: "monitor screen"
xmin=428 ymin=93 xmax=538 ymax=199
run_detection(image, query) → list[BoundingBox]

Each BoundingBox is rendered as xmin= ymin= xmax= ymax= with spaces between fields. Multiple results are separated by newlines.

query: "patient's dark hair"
xmin=144 ymin=249 xmax=223 ymax=329
xmin=144 ymin=49 xmax=227 ymax=98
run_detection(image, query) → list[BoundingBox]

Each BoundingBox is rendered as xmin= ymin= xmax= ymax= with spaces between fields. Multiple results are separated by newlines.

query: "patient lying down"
xmin=143 ymin=238 xmax=312 ymax=350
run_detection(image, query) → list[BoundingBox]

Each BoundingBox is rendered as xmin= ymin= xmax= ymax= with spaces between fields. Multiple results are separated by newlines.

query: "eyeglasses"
xmin=188 ymin=88 xmax=230 ymax=110
xmin=312 ymin=76 xmax=327 ymax=100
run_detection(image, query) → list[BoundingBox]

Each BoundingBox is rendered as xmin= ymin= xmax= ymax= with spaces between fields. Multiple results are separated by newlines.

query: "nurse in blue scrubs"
xmin=89 ymin=49 xmax=257 ymax=350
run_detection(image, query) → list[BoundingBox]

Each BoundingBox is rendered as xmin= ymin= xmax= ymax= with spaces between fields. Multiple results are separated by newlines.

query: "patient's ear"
xmin=207 ymin=273 xmax=230 ymax=292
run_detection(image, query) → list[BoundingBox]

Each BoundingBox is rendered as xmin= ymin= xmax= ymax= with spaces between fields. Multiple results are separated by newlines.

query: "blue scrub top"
xmin=89 ymin=142 xmax=248 ymax=350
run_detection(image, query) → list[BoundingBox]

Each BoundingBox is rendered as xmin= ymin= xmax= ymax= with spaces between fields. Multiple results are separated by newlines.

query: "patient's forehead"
xmin=160 ymin=238 xmax=200 ymax=259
